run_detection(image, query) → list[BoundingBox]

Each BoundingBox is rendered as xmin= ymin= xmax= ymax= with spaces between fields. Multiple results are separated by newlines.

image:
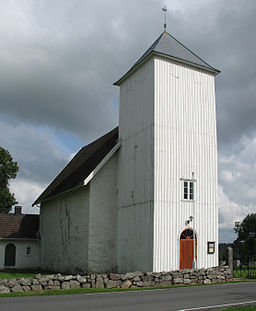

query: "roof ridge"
xmin=33 ymin=127 xmax=119 ymax=206
xmin=162 ymin=32 xmax=216 ymax=71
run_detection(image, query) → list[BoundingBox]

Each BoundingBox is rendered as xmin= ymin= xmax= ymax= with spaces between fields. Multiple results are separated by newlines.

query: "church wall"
xmin=88 ymin=152 xmax=117 ymax=273
xmin=117 ymin=58 xmax=155 ymax=273
xmin=40 ymin=186 xmax=89 ymax=274
xmin=153 ymin=56 xmax=218 ymax=271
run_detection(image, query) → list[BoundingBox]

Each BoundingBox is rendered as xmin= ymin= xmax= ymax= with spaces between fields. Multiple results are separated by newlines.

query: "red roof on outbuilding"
xmin=0 ymin=214 xmax=39 ymax=239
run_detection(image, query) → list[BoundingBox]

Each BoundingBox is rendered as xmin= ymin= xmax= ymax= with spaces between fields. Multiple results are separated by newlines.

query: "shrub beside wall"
xmin=0 ymin=266 xmax=232 ymax=293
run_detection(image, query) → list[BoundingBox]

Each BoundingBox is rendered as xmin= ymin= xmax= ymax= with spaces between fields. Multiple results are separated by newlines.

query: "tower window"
xmin=182 ymin=180 xmax=195 ymax=201
xmin=26 ymin=246 xmax=31 ymax=256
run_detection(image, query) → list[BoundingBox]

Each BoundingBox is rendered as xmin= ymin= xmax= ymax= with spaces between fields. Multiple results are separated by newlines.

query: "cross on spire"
xmin=162 ymin=6 xmax=167 ymax=32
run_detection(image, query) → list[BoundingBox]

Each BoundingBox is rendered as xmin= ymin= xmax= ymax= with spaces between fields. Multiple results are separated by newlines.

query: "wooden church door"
xmin=179 ymin=229 xmax=197 ymax=270
xmin=5 ymin=243 xmax=16 ymax=266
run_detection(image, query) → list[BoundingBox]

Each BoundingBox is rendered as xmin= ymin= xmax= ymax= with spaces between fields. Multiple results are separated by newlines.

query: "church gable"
xmin=33 ymin=127 xmax=119 ymax=205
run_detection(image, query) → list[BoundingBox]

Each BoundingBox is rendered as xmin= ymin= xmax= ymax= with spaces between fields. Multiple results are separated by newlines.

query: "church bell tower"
xmin=114 ymin=31 xmax=220 ymax=273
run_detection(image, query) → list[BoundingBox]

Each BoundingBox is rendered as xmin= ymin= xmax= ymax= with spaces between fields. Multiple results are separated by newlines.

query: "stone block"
xmin=82 ymin=283 xmax=91 ymax=288
xmin=77 ymin=275 xmax=87 ymax=283
xmin=141 ymin=275 xmax=154 ymax=282
xmin=53 ymin=274 xmax=61 ymax=280
xmin=64 ymin=275 xmax=74 ymax=281
xmin=19 ymin=278 xmax=32 ymax=286
xmin=172 ymin=273 xmax=181 ymax=279
xmin=109 ymin=273 xmax=121 ymax=281
xmin=96 ymin=277 xmax=104 ymax=289
xmin=160 ymin=274 xmax=172 ymax=281
xmin=39 ymin=277 xmax=49 ymax=286
xmin=22 ymin=286 xmax=31 ymax=291
xmin=31 ymin=285 xmax=43 ymax=291
xmin=70 ymin=280 xmax=80 ymax=289
xmin=142 ymin=281 xmax=155 ymax=287
xmin=121 ymin=274 xmax=128 ymax=281
xmin=203 ymin=279 xmax=211 ymax=284
xmin=153 ymin=273 xmax=161 ymax=278
xmin=0 ymin=285 xmax=10 ymax=293
xmin=173 ymin=278 xmax=183 ymax=284
xmin=106 ymin=280 xmax=121 ymax=288
xmin=125 ymin=271 xmax=144 ymax=279
xmin=7 ymin=279 xmax=17 ymax=288
xmin=32 ymin=279 xmax=39 ymax=285
xmin=184 ymin=279 xmax=192 ymax=284
xmin=121 ymin=280 xmax=132 ymax=289
xmin=11 ymin=284 xmax=23 ymax=292
xmin=134 ymin=281 xmax=143 ymax=287
xmin=61 ymin=282 xmax=70 ymax=290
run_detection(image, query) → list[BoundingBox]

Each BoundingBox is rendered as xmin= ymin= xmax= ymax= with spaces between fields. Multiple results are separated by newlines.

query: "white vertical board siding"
xmin=117 ymin=59 xmax=155 ymax=273
xmin=88 ymin=153 xmax=117 ymax=273
xmin=153 ymin=57 xmax=218 ymax=271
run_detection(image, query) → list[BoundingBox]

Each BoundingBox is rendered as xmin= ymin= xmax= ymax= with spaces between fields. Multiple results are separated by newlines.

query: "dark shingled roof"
xmin=0 ymin=214 xmax=39 ymax=239
xmin=114 ymin=31 xmax=220 ymax=85
xmin=33 ymin=127 xmax=119 ymax=206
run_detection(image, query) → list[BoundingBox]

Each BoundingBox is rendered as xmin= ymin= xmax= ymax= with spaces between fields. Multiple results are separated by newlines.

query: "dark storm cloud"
xmin=1 ymin=0 xmax=255 ymax=147
xmin=174 ymin=0 xmax=256 ymax=149
xmin=0 ymin=119 xmax=69 ymax=185
xmin=0 ymin=0 xmax=164 ymax=141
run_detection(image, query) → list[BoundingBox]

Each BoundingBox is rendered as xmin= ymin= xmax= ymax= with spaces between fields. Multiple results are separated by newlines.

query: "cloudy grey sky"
xmin=0 ymin=0 xmax=255 ymax=243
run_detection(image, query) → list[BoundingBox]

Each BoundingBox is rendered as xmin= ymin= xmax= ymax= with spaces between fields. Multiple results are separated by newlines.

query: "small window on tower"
xmin=182 ymin=180 xmax=195 ymax=201
xmin=26 ymin=246 xmax=31 ymax=256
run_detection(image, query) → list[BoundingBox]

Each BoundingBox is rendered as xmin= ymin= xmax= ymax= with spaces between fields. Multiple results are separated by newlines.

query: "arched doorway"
xmin=5 ymin=243 xmax=16 ymax=267
xmin=179 ymin=229 xmax=197 ymax=270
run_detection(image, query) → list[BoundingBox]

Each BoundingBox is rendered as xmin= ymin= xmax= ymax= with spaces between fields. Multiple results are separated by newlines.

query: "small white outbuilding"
xmin=0 ymin=206 xmax=40 ymax=270
xmin=34 ymin=31 xmax=220 ymax=274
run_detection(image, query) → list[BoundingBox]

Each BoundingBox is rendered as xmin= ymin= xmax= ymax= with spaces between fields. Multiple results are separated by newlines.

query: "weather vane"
xmin=162 ymin=6 xmax=167 ymax=32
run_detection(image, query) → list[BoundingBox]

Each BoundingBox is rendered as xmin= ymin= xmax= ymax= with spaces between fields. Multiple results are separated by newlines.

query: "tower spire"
xmin=162 ymin=6 xmax=167 ymax=32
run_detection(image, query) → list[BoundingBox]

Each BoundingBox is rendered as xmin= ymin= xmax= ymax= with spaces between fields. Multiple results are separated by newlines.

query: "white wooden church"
xmin=34 ymin=30 xmax=220 ymax=274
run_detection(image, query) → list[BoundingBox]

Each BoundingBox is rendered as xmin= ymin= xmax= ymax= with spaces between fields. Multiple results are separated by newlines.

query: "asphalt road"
xmin=0 ymin=282 xmax=256 ymax=311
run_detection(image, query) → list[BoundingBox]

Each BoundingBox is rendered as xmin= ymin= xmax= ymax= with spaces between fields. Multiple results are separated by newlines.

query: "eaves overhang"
xmin=114 ymin=51 xmax=220 ymax=87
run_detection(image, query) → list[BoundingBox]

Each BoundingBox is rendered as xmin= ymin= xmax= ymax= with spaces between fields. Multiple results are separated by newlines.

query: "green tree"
xmin=233 ymin=214 xmax=256 ymax=264
xmin=0 ymin=147 xmax=19 ymax=213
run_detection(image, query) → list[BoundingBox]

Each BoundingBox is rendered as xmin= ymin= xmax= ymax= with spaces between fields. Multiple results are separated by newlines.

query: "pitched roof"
xmin=0 ymin=214 xmax=39 ymax=239
xmin=33 ymin=127 xmax=119 ymax=206
xmin=114 ymin=31 xmax=220 ymax=85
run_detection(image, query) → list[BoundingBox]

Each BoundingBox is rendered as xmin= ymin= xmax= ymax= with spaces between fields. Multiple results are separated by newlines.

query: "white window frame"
xmin=180 ymin=178 xmax=196 ymax=201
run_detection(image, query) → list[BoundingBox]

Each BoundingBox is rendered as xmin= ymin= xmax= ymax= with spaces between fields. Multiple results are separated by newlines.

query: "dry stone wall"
xmin=0 ymin=267 xmax=232 ymax=293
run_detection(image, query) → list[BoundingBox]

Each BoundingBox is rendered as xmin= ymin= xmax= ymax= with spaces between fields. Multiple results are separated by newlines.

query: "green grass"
xmin=220 ymin=306 xmax=256 ymax=311
xmin=0 ymin=270 xmax=52 ymax=280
